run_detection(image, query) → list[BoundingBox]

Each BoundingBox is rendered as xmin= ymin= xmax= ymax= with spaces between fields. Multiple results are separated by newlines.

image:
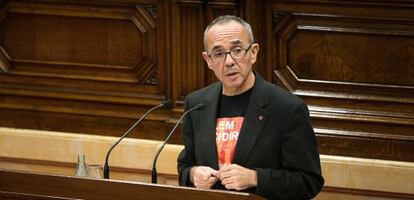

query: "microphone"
xmin=103 ymin=100 xmax=172 ymax=179
xmin=151 ymin=103 xmax=205 ymax=184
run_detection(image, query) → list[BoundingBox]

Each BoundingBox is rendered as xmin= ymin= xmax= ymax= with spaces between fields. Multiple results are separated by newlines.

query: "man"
xmin=177 ymin=15 xmax=324 ymax=200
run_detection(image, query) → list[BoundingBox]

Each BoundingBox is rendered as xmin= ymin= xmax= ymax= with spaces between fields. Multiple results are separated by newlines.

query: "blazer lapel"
xmin=232 ymin=74 xmax=269 ymax=165
xmin=198 ymin=84 xmax=221 ymax=170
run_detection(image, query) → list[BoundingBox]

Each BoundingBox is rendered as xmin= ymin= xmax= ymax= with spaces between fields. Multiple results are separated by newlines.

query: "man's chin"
xmin=223 ymin=82 xmax=243 ymax=92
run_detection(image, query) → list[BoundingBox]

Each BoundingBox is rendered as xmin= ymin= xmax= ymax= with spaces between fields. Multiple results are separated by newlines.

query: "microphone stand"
xmin=151 ymin=103 xmax=204 ymax=184
xmin=103 ymin=100 xmax=171 ymax=179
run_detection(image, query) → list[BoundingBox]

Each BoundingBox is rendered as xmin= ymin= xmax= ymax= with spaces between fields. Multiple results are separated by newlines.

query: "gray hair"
xmin=203 ymin=15 xmax=254 ymax=51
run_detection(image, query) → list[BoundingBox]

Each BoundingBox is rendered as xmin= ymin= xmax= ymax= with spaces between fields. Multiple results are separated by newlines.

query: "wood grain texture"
xmin=0 ymin=169 xmax=264 ymax=200
xmin=0 ymin=0 xmax=169 ymax=139
xmin=265 ymin=0 xmax=414 ymax=161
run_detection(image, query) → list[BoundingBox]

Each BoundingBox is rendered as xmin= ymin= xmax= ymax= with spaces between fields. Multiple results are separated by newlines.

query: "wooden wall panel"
xmin=265 ymin=0 xmax=414 ymax=161
xmin=171 ymin=1 xmax=206 ymax=104
xmin=0 ymin=0 xmax=174 ymax=139
xmin=3 ymin=14 xmax=141 ymax=66
xmin=1 ymin=1 xmax=161 ymax=94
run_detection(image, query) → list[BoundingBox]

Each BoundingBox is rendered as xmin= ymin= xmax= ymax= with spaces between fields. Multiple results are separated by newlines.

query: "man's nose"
xmin=224 ymin=53 xmax=235 ymax=67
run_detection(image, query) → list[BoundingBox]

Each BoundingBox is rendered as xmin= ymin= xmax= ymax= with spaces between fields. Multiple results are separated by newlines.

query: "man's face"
xmin=202 ymin=21 xmax=259 ymax=95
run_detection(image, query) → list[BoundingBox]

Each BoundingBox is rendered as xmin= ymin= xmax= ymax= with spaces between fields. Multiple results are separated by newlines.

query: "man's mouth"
xmin=225 ymin=71 xmax=238 ymax=77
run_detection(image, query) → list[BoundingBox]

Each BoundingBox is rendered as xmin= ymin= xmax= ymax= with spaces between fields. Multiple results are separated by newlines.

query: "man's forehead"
xmin=209 ymin=39 xmax=244 ymax=50
xmin=206 ymin=22 xmax=249 ymax=49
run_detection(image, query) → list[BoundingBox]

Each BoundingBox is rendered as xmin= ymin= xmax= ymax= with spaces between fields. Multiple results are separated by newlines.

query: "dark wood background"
xmin=0 ymin=0 xmax=413 ymax=162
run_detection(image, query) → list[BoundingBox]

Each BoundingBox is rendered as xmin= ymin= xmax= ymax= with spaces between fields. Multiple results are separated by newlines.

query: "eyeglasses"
xmin=208 ymin=44 xmax=252 ymax=63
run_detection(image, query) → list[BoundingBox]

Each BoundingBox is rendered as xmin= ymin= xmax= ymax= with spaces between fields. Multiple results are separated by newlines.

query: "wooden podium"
xmin=0 ymin=169 xmax=264 ymax=200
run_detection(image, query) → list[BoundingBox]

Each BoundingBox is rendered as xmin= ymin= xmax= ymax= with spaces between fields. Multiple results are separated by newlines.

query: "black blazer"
xmin=177 ymin=73 xmax=324 ymax=200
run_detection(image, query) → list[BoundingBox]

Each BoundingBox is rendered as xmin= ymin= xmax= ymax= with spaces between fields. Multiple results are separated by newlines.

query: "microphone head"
xmin=161 ymin=100 xmax=173 ymax=109
xmin=195 ymin=103 xmax=205 ymax=110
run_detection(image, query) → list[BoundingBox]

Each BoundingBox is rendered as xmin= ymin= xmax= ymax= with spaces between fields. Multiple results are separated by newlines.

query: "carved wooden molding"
xmin=272 ymin=12 xmax=414 ymax=97
xmin=268 ymin=3 xmax=414 ymax=161
xmin=0 ymin=3 xmax=10 ymax=73
xmin=0 ymin=0 xmax=161 ymax=96
xmin=7 ymin=1 xmax=137 ymax=19
xmin=175 ymin=0 xmax=238 ymax=6
xmin=175 ymin=0 xmax=204 ymax=5
xmin=0 ymin=0 xmax=9 ymax=22
xmin=206 ymin=0 xmax=239 ymax=7
xmin=272 ymin=11 xmax=289 ymax=26
xmin=0 ymin=47 xmax=10 ymax=73
xmin=275 ymin=65 xmax=414 ymax=102
xmin=272 ymin=13 xmax=414 ymax=145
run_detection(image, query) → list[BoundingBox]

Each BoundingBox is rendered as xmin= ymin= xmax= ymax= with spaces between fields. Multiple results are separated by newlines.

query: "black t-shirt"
xmin=217 ymin=87 xmax=253 ymax=118
xmin=215 ymin=87 xmax=253 ymax=180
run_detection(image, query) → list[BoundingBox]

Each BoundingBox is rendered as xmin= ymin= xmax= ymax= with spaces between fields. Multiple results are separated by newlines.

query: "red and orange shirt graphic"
xmin=215 ymin=117 xmax=244 ymax=167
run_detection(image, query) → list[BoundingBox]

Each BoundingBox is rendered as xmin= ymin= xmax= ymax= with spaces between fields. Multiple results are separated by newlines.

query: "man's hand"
xmin=190 ymin=166 xmax=219 ymax=189
xmin=216 ymin=164 xmax=257 ymax=190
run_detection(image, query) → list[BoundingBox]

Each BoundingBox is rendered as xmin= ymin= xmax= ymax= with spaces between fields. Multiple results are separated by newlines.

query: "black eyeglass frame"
xmin=207 ymin=44 xmax=253 ymax=63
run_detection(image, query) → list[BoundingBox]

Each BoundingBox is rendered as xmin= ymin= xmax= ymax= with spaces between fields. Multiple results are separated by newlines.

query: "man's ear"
xmin=250 ymin=43 xmax=259 ymax=64
xmin=202 ymin=52 xmax=213 ymax=69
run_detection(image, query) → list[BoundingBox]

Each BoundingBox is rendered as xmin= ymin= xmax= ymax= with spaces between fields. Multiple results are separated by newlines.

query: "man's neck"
xmin=222 ymin=71 xmax=255 ymax=96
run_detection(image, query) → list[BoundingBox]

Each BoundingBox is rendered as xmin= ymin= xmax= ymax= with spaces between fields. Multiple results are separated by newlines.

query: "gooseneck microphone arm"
xmin=103 ymin=100 xmax=172 ymax=179
xmin=151 ymin=103 xmax=205 ymax=184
